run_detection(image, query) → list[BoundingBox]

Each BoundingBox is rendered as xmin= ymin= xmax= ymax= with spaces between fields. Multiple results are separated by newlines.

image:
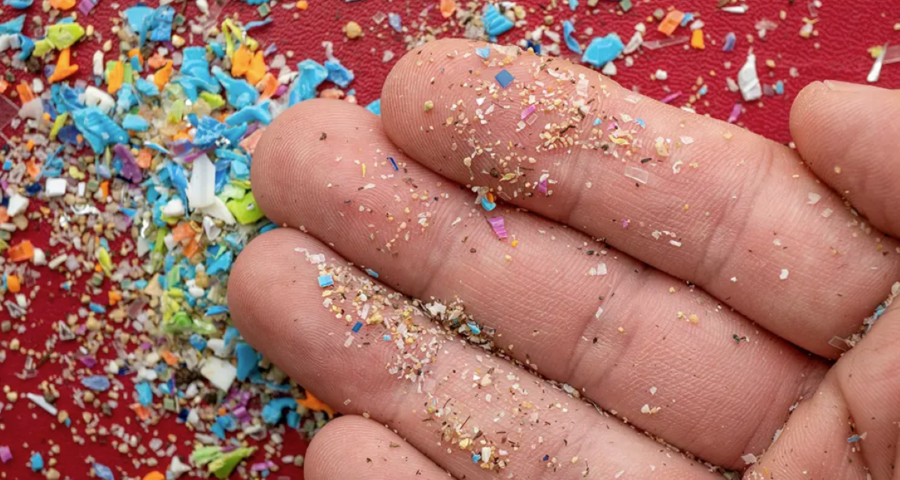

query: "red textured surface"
xmin=1 ymin=1 xmax=898 ymax=479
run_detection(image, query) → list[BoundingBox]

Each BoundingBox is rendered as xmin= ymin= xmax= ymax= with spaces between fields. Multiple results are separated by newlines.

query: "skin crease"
xmin=229 ymin=40 xmax=900 ymax=479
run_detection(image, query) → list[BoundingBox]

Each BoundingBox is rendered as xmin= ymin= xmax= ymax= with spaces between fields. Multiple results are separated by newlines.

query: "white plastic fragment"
xmin=7 ymin=194 xmax=29 ymax=216
xmin=807 ymin=192 xmax=821 ymax=205
xmin=601 ymin=62 xmax=617 ymax=76
xmin=169 ymin=456 xmax=192 ymax=478
xmin=83 ymin=86 xmax=116 ymax=114
xmin=741 ymin=453 xmax=758 ymax=465
xmin=655 ymin=69 xmax=668 ymax=81
xmin=198 ymin=197 xmax=236 ymax=225
xmin=187 ymin=154 xmax=216 ymax=209
xmin=26 ymin=393 xmax=58 ymax=416
xmin=738 ymin=53 xmax=762 ymax=101
xmin=589 ymin=262 xmax=608 ymax=276
xmin=48 ymin=254 xmax=68 ymax=269
xmin=779 ymin=269 xmax=789 ymax=280
xmin=46 ymin=178 xmax=67 ymax=198
xmin=200 ymin=356 xmax=237 ymax=391
xmin=32 ymin=248 xmax=46 ymax=266
xmin=197 ymin=0 xmax=209 ymax=15
xmin=18 ymin=99 xmax=44 ymax=120
xmin=624 ymin=165 xmax=649 ymax=184
xmin=868 ymin=44 xmax=888 ymax=83
xmin=722 ymin=4 xmax=749 ymax=14
xmin=162 ymin=198 xmax=185 ymax=217
xmin=93 ymin=51 xmax=104 ymax=77
xmin=623 ymin=31 xmax=643 ymax=55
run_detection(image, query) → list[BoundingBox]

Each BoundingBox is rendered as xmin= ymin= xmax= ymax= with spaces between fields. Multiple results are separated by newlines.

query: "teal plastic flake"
xmin=483 ymin=4 xmax=513 ymax=37
xmin=582 ymin=34 xmax=624 ymax=67
xmin=289 ymin=59 xmax=327 ymax=106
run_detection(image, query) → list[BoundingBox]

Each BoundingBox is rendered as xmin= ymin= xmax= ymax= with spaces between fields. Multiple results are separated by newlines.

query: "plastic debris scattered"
xmin=738 ymin=52 xmax=762 ymax=101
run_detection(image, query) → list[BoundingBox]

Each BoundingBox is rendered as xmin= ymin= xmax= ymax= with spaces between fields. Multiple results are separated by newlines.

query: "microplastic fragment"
xmin=495 ymin=69 xmax=514 ymax=88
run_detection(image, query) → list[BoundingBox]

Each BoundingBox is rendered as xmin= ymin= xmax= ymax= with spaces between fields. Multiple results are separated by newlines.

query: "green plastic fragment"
xmin=619 ymin=0 xmax=632 ymax=12
xmin=50 ymin=112 xmax=68 ymax=140
xmin=192 ymin=446 xmax=223 ymax=466
xmin=105 ymin=61 xmax=134 ymax=85
xmin=226 ymin=192 xmax=265 ymax=225
xmin=257 ymin=3 xmax=270 ymax=16
xmin=167 ymin=99 xmax=187 ymax=124
xmin=209 ymin=447 xmax=255 ymax=479
xmin=97 ymin=247 xmax=112 ymax=275
xmin=191 ymin=318 xmax=217 ymax=335
xmin=199 ymin=92 xmax=226 ymax=109
xmin=34 ymin=22 xmax=85 ymax=56
xmin=163 ymin=310 xmax=193 ymax=334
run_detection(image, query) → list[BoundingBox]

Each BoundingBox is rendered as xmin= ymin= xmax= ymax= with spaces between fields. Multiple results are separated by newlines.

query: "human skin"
xmin=229 ymin=39 xmax=900 ymax=479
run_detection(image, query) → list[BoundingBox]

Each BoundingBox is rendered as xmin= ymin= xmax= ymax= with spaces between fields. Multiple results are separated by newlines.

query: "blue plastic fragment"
xmin=72 ymin=107 xmax=130 ymax=154
xmin=212 ymin=66 xmax=259 ymax=109
xmin=525 ymin=39 xmax=541 ymax=55
xmin=89 ymin=302 xmax=107 ymax=314
xmin=635 ymin=119 xmax=646 ymax=128
xmin=472 ymin=453 xmax=481 ymax=463
xmin=135 ymin=382 xmax=153 ymax=406
xmin=775 ymin=80 xmax=784 ymax=95
xmin=475 ymin=46 xmax=491 ymax=59
xmin=351 ymin=321 xmax=363 ymax=333
xmin=223 ymin=327 xmax=242 ymax=347
xmin=481 ymin=197 xmax=496 ymax=211
xmin=289 ymin=59 xmax=328 ymax=106
xmin=206 ymin=250 xmax=233 ymax=275
xmin=206 ymin=305 xmax=229 ymax=316
xmin=723 ymin=32 xmax=736 ymax=52
xmin=388 ymin=157 xmax=398 ymax=170
xmin=93 ymin=463 xmax=115 ymax=480
xmin=116 ymin=84 xmax=139 ymax=113
xmin=124 ymin=5 xmax=154 ymax=32
xmin=0 ymin=15 xmax=26 ymax=34
xmin=3 ymin=0 xmax=32 ymax=10
xmin=483 ymin=4 xmax=513 ymax=37
xmin=262 ymin=397 xmax=297 ymax=424
xmin=189 ymin=334 xmax=207 ymax=351
xmin=568 ymin=0 xmax=577 ymax=10
xmin=286 ymin=410 xmax=300 ymax=428
xmin=848 ymin=434 xmax=862 ymax=443
xmin=495 ymin=69 xmax=514 ymax=88
xmin=563 ymin=21 xmax=582 ymax=54
xmin=582 ymin=34 xmax=624 ymax=67
xmin=226 ymin=101 xmax=272 ymax=126
xmin=383 ymin=334 xmax=391 ymax=341
xmin=235 ymin=343 xmax=261 ymax=381
xmin=30 ymin=453 xmax=43 ymax=471
xmin=698 ymin=84 xmax=708 ymax=96
xmin=174 ymin=47 xmax=219 ymax=102
xmin=149 ymin=6 xmax=175 ymax=42
xmin=318 ymin=275 xmax=334 ymax=287
xmin=388 ymin=13 xmax=402 ymax=32
xmin=365 ymin=269 xmax=379 ymax=278
xmin=17 ymin=34 xmax=34 ymax=60
xmin=81 ymin=375 xmax=111 ymax=391
xmin=122 ymin=114 xmax=149 ymax=131
xmin=325 ymin=60 xmax=354 ymax=88
xmin=135 ymin=78 xmax=160 ymax=96
xmin=467 ymin=321 xmax=481 ymax=335
xmin=680 ymin=12 xmax=694 ymax=27
xmin=365 ymin=99 xmax=381 ymax=115
xmin=244 ymin=18 xmax=273 ymax=31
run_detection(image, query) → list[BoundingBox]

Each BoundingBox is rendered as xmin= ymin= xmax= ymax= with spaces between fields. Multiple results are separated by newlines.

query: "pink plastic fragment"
xmin=727 ymin=103 xmax=742 ymax=123
xmin=660 ymin=91 xmax=682 ymax=104
xmin=521 ymin=104 xmax=536 ymax=120
xmin=77 ymin=0 xmax=96 ymax=15
xmin=537 ymin=178 xmax=548 ymax=195
xmin=251 ymin=461 xmax=277 ymax=472
xmin=487 ymin=217 xmax=508 ymax=239
xmin=0 ymin=446 xmax=11 ymax=463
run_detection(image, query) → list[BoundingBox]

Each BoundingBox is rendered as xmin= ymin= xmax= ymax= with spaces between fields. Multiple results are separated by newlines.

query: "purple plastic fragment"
xmin=114 ymin=144 xmax=143 ymax=183
xmin=487 ymin=217 xmax=508 ymax=239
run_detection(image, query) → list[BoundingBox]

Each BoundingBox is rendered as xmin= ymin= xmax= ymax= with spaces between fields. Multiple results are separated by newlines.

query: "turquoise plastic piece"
xmin=563 ymin=21 xmax=582 ymax=54
xmin=289 ymin=59 xmax=327 ymax=106
xmin=582 ymin=34 xmax=624 ymax=67
xmin=483 ymin=4 xmax=513 ymax=37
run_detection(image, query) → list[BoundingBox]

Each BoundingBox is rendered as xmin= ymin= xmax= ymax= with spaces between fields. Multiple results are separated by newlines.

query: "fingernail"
xmin=823 ymin=80 xmax=882 ymax=92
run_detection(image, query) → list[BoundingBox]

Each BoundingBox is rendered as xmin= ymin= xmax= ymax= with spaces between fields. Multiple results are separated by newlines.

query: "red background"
xmin=0 ymin=1 xmax=898 ymax=479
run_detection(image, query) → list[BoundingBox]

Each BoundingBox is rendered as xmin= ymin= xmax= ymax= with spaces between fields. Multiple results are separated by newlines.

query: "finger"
xmin=748 ymin=285 xmax=900 ymax=480
xmin=229 ymin=228 xmax=722 ymax=480
xmin=305 ymin=416 xmax=452 ymax=480
xmin=380 ymin=38 xmax=900 ymax=358
xmin=791 ymin=81 xmax=900 ymax=237
xmin=252 ymin=99 xmax=828 ymax=470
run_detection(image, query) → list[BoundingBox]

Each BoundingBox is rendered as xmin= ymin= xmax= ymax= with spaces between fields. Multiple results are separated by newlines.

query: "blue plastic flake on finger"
xmin=567 ymin=0 xmax=577 ymax=10
xmin=635 ymin=119 xmax=646 ymax=128
xmin=0 ymin=15 xmax=26 ymax=35
xmin=389 ymin=157 xmax=399 ymax=170
xmin=235 ymin=343 xmax=261 ymax=381
xmin=325 ymin=60 xmax=354 ymax=88
xmin=72 ymin=107 xmax=130 ymax=154
xmin=495 ymin=69 xmax=514 ymax=88
xmin=481 ymin=197 xmax=496 ymax=211
xmin=30 ymin=453 xmax=43 ymax=471
xmin=475 ymin=46 xmax=490 ymax=59
xmin=848 ymin=434 xmax=862 ymax=443
xmin=262 ymin=397 xmax=297 ymax=424
xmin=289 ymin=59 xmax=327 ymax=106
xmin=563 ymin=21 xmax=582 ymax=54
xmin=211 ymin=66 xmax=259 ymax=109
xmin=525 ymin=39 xmax=541 ymax=55
xmin=351 ymin=321 xmax=363 ymax=333
xmin=483 ymin=4 xmax=513 ymax=37
xmin=472 ymin=453 xmax=481 ymax=463
xmin=223 ymin=327 xmax=242 ymax=347
xmin=135 ymin=78 xmax=160 ymax=96
xmin=226 ymin=101 xmax=272 ymax=126
xmin=82 ymin=375 xmax=111 ymax=391
xmin=467 ymin=322 xmax=482 ymax=335
xmin=365 ymin=269 xmax=379 ymax=278
xmin=3 ymin=0 xmax=33 ymax=10
xmin=122 ymin=114 xmax=149 ymax=131
xmin=723 ymin=32 xmax=736 ymax=52
xmin=317 ymin=275 xmax=334 ymax=287
xmin=365 ymin=99 xmax=381 ymax=115
xmin=93 ymin=463 xmax=115 ymax=480
xmin=388 ymin=13 xmax=402 ymax=32
xmin=383 ymin=334 xmax=391 ymax=341
xmin=135 ymin=382 xmax=153 ymax=406
xmin=582 ymin=34 xmax=624 ymax=67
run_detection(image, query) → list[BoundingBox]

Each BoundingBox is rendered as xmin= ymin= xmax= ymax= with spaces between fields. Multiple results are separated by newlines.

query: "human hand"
xmin=229 ymin=39 xmax=900 ymax=479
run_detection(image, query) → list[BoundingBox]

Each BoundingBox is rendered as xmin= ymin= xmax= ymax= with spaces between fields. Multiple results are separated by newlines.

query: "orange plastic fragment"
xmin=172 ymin=222 xmax=194 ymax=242
xmin=100 ymin=181 xmax=110 ymax=199
xmin=16 ymin=82 xmax=35 ymax=104
xmin=231 ymin=46 xmax=252 ymax=78
xmin=49 ymin=48 xmax=79 ymax=83
xmin=49 ymin=0 xmax=76 ymax=10
xmin=108 ymin=61 xmax=125 ymax=94
xmin=26 ymin=160 xmax=40 ymax=179
xmin=246 ymin=51 xmax=266 ymax=85
xmin=691 ymin=29 xmax=705 ymax=49
xmin=160 ymin=350 xmax=178 ymax=365
xmin=146 ymin=53 xmax=166 ymax=70
xmin=258 ymin=73 xmax=278 ymax=100
xmin=658 ymin=10 xmax=685 ymax=36
xmin=7 ymin=275 xmax=21 ymax=293
xmin=142 ymin=473 xmax=164 ymax=480
xmin=128 ymin=48 xmax=144 ymax=67
xmin=153 ymin=60 xmax=173 ymax=90
xmin=131 ymin=404 xmax=151 ymax=421
xmin=0 ymin=207 xmax=9 ymax=224
xmin=137 ymin=149 xmax=152 ymax=169
xmin=8 ymin=241 xmax=34 ymax=262
xmin=0 ymin=79 xmax=9 ymax=94
xmin=440 ymin=0 xmax=456 ymax=18
xmin=182 ymin=237 xmax=200 ymax=259
xmin=26 ymin=139 xmax=35 ymax=151
xmin=238 ymin=128 xmax=264 ymax=154
xmin=172 ymin=129 xmax=192 ymax=142
xmin=108 ymin=290 xmax=123 ymax=306
xmin=297 ymin=391 xmax=335 ymax=417
xmin=485 ymin=192 xmax=495 ymax=203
